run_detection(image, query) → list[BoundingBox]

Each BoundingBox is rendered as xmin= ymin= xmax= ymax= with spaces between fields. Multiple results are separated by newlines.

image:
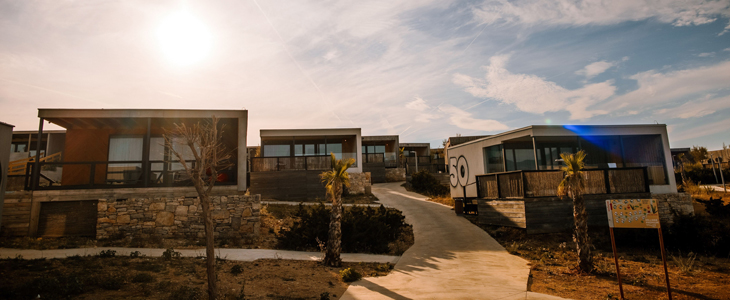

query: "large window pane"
xmin=107 ymin=135 xmax=143 ymax=184
xmin=484 ymin=145 xmax=504 ymax=173
xmin=514 ymin=149 xmax=536 ymax=170
xmin=264 ymin=144 xmax=290 ymax=157
xmin=622 ymin=135 xmax=667 ymax=185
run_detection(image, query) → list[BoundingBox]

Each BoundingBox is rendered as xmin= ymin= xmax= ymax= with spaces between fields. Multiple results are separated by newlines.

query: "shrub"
xmin=162 ymin=248 xmax=181 ymax=260
xmin=696 ymin=197 xmax=730 ymax=218
xmin=666 ymin=215 xmax=730 ymax=256
xmin=276 ymin=204 xmax=408 ymax=254
xmin=130 ymin=251 xmax=143 ymax=258
xmin=340 ymin=268 xmax=362 ymax=282
xmin=132 ymin=272 xmax=156 ymax=283
xmin=98 ymin=249 xmax=117 ymax=258
xmin=230 ymin=264 xmax=244 ymax=275
xmin=410 ymin=170 xmax=449 ymax=196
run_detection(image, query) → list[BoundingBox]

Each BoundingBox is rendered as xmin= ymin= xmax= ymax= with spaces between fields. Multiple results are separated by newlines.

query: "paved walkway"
xmin=263 ymin=201 xmax=387 ymax=208
xmin=340 ymin=182 xmax=567 ymax=300
xmin=0 ymin=247 xmax=398 ymax=264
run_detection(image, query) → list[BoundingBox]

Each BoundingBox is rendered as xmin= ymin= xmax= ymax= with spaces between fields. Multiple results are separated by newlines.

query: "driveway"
xmin=340 ymin=182 xmax=566 ymax=300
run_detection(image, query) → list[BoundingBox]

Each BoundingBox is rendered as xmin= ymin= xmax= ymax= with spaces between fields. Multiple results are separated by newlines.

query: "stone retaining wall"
xmin=652 ymin=193 xmax=694 ymax=225
xmin=97 ymin=194 xmax=260 ymax=239
xmin=385 ymin=168 xmax=406 ymax=182
xmin=348 ymin=172 xmax=372 ymax=194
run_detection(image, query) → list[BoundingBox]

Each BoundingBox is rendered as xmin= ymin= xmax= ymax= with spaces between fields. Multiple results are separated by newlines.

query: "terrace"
xmin=22 ymin=109 xmax=247 ymax=191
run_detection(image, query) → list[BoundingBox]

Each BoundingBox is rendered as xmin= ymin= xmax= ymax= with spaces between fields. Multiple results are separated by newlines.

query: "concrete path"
xmin=0 ymin=247 xmax=398 ymax=264
xmin=263 ymin=201 xmax=387 ymax=208
xmin=340 ymin=182 xmax=567 ymax=300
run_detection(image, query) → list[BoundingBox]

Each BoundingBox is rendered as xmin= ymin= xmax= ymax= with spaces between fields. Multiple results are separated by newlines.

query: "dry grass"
xmin=0 ymin=256 xmax=394 ymax=300
xmin=426 ymin=195 xmax=454 ymax=207
xmin=464 ymin=216 xmax=730 ymax=300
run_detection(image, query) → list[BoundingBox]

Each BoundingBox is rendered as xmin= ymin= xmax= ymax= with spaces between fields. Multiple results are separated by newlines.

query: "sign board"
xmin=606 ymin=199 xmax=660 ymax=229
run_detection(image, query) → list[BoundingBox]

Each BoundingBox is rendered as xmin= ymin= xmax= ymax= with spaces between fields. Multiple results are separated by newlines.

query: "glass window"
xmin=264 ymin=144 xmax=290 ymax=157
xmin=107 ymin=135 xmax=144 ymax=184
xmin=514 ymin=148 xmax=536 ymax=170
xmin=375 ymin=145 xmax=385 ymax=153
xmin=484 ymin=145 xmax=504 ymax=173
xmin=622 ymin=135 xmax=667 ymax=185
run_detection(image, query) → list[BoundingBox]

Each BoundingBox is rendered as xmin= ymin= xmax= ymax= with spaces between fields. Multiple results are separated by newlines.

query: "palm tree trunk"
xmin=324 ymin=182 xmax=343 ymax=267
xmin=572 ymin=192 xmax=592 ymax=272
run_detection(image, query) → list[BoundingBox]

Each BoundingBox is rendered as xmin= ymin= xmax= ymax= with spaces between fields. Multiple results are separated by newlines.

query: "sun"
xmin=157 ymin=11 xmax=212 ymax=66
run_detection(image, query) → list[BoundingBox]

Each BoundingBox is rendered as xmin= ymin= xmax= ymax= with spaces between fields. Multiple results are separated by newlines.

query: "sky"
xmin=1 ymin=0 xmax=729 ymax=149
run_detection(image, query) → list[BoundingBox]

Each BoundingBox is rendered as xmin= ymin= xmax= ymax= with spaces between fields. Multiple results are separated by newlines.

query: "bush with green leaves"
xmin=339 ymin=268 xmax=362 ymax=282
xmin=410 ymin=170 xmax=449 ymax=196
xmin=277 ymin=204 xmax=408 ymax=254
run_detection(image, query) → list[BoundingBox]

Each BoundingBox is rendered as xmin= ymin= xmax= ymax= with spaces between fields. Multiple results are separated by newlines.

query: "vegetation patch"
xmin=276 ymin=203 xmax=413 ymax=255
xmin=0 ymin=257 xmax=393 ymax=300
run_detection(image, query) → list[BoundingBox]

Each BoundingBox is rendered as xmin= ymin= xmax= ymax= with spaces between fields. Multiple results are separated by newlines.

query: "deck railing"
xmin=24 ymin=160 xmax=237 ymax=190
xmin=475 ymin=167 xmax=649 ymax=199
xmin=250 ymin=155 xmax=331 ymax=172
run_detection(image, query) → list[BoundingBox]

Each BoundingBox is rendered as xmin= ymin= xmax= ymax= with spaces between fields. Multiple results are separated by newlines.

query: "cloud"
xmin=605 ymin=60 xmax=730 ymax=110
xmin=439 ymin=104 xmax=509 ymax=131
xmin=655 ymin=94 xmax=730 ymax=119
xmin=453 ymin=54 xmax=613 ymax=120
xmin=406 ymin=97 xmax=430 ymax=111
xmin=473 ymin=0 xmax=730 ymax=31
xmin=576 ymin=60 xmax=615 ymax=78
xmin=698 ymin=52 xmax=715 ymax=57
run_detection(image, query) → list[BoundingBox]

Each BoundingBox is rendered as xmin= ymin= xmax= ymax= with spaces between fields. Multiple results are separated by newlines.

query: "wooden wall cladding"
xmin=37 ymin=200 xmax=98 ymax=237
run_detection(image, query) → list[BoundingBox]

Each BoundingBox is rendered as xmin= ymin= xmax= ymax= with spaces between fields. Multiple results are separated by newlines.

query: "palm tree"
xmin=320 ymin=153 xmax=356 ymax=267
xmin=398 ymin=147 xmax=405 ymax=168
xmin=557 ymin=150 xmax=593 ymax=273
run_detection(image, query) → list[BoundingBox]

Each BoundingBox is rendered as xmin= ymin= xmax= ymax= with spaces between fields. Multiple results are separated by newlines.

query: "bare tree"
xmin=164 ymin=116 xmax=232 ymax=300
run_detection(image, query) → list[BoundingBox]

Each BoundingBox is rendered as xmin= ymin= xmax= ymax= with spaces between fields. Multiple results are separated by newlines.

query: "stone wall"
xmin=652 ymin=193 xmax=694 ymax=226
xmin=96 ymin=194 xmax=260 ymax=239
xmin=348 ymin=172 xmax=372 ymax=194
xmin=385 ymin=168 xmax=406 ymax=182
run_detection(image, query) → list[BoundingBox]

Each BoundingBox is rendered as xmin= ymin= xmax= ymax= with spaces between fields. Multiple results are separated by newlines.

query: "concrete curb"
xmin=0 ymin=247 xmax=400 ymax=264
xmin=262 ymin=201 xmax=388 ymax=208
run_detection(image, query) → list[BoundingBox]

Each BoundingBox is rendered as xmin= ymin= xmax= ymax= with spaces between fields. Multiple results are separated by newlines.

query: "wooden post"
xmin=31 ymin=118 xmax=44 ymax=190
xmin=658 ymin=228 xmax=672 ymax=300
xmin=609 ymin=227 xmax=625 ymax=300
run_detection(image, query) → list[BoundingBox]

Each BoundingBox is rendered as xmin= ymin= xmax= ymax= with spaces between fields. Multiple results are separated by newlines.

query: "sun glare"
xmin=157 ymin=11 xmax=212 ymax=66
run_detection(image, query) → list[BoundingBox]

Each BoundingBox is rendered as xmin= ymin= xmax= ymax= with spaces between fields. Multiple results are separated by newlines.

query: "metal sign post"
xmin=606 ymin=199 xmax=672 ymax=300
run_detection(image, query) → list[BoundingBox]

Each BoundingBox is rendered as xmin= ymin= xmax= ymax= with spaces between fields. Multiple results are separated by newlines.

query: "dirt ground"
xmin=0 ymin=255 xmax=393 ymax=300
xmin=465 ymin=215 xmax=730 ymax=300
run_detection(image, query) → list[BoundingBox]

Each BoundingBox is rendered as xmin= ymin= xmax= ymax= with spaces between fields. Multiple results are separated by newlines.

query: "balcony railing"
xmin=475 ymin=167 xmax=649 ymax=199
xmin=251 ymin=155 xmax=331 ymax=172
xmin=24 ymin=160 xmax=237 ymax=190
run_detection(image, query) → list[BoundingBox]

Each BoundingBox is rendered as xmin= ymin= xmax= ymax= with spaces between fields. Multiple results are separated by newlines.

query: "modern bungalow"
xmin=249 ymin=128 xmax=370 ymax=201
xmin=446 ymin=124 xmax=693 ymax=233
xmin=1 ymin=109 xmax=260 ymax=240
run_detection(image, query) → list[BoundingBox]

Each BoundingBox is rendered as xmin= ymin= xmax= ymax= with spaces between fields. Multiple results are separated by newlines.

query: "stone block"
xmin=150 ymin=202 xmax=165 ymax=211
xmin=156 ymin=211 xmax=175 ymax=226
xmin=175 ymin=205 xmax=189 ymax=216
xmin=117 ymin=214 xmax=131 ymax=224
xmin=189 ymin=205 xmax=198 ymax=213
xmin=241 ymin=207 xmax=252 ymax=217
xmin=231 ymin=217 xmax=241 ymax=230
xmin=108 ymin=207 xmax=116 ymax=213
xmin=97 ymin=202 xmax=107 ymax=212
xmin=212 ymin=210 xmax=230 ymax=220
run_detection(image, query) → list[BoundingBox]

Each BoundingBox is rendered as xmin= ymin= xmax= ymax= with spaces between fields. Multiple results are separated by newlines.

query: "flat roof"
xmin=400 ymin=143 xmax=430 ymax=147
xmin=39 ymin=108 xmax=247 ymax=119
xmin=0 ymin=121 xmax=15 ymax=128
xmin=449 ymin=124 xmax=668 ymax=150
xmin=260 ymin=128 xmax=361 ymax=137
xmin=13 ymin=130 xmax=66 ymax=134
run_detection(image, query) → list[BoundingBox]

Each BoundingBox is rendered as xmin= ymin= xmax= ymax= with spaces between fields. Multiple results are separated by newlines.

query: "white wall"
xmin=446 ymin=125 xmax=677 ymax=198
